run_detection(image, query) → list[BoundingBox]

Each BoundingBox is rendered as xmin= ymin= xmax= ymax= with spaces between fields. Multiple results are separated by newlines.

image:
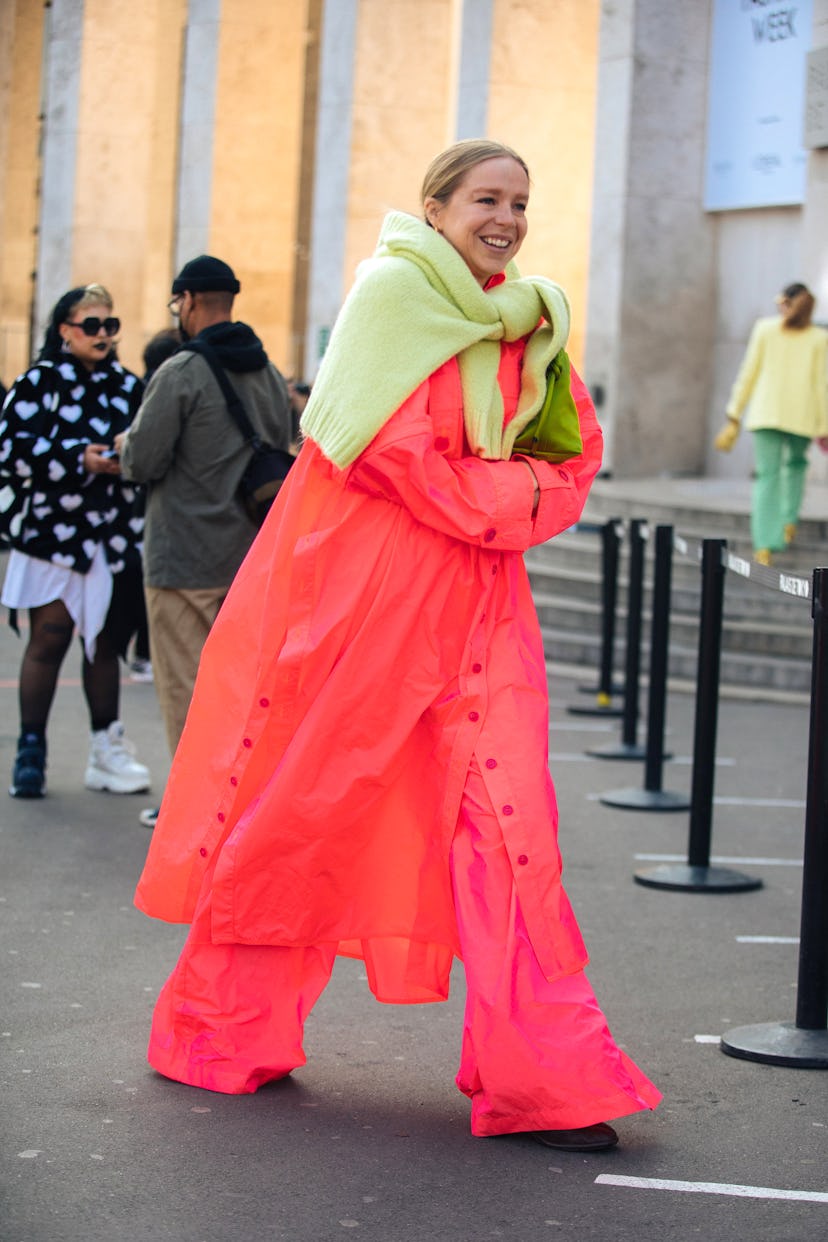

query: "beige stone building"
xmin=1 ymin=0 xmax=826 ymax=481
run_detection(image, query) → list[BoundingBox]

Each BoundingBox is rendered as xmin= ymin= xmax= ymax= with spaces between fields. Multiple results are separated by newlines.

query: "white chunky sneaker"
xmin=129 ymin=658 xmax=154 ymax=683
xmin=85 ymin=721 xmax=151 ymax=794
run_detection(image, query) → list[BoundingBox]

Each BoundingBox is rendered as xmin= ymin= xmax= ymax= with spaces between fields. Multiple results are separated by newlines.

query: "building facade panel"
xmin=0 ymin=0 xmax=45 ymax=384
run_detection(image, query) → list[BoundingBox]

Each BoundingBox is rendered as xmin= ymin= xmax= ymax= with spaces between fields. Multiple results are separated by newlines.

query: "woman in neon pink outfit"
xmin=135 ymin=139 xmax=661 ymax=1152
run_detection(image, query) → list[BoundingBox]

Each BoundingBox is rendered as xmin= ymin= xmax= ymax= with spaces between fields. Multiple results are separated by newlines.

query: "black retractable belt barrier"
xmin=721 ymin=566 xmax=828 ymax=1068
xmin=588 ymin=518 xmax=648 ymax=758
xmin=569 ymin=518 xmax=624 ymax=717
xmin=635 ymin=539 xmax=761 ymax=892
xmin=601 ymin=525 xmax=685 ymax=810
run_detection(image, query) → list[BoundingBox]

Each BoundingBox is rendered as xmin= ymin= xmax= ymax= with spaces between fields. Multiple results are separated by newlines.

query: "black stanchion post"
xmin=635 ymin=539 xmax=761 ymax=892
xmin=588 ymin=519 xmax=647 ymax=758
xmin=569 ymin=518 xmax=624 ymax=718
xmin=601 ymin=524 xmax=686 ymax=810
xmin=721 ymin=567 xmax=828 ymax=1067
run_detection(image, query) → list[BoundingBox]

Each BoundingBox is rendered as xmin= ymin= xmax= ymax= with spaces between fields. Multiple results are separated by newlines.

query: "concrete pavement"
xmin=1 ymin=604 xmax=826 ymax=1241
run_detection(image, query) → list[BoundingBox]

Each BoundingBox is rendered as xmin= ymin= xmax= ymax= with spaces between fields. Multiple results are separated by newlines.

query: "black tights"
xmin=19 ymin=599 xmax=120 ymax=736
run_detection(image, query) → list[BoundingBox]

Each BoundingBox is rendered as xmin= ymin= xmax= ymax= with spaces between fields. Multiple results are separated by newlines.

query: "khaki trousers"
xmin=145 ymin=586 xmax=227 ymax=756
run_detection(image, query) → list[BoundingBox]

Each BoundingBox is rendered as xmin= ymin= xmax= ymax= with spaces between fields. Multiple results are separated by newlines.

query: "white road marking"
xmin=736 ymin=935 xmax=799 ymax=944
xmin=715 ymin=796 xmax=805 ymax=808
xmin=590 ymin=793 xmax=804 ymax=806
xmin=634 ymin=853 xmax=803 ymax=867
xmin=595 ymin=1174 xmax=828 ymax=1203
xmin=551 ymin=752 xmax=600 ymax=761
xmin=693 ymin=1034 xmax=720 ymax=1043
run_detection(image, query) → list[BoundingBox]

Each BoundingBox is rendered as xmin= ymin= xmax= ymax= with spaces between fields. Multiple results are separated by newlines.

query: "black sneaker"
xmin=10 ymin=733 xmax=47 ymax=798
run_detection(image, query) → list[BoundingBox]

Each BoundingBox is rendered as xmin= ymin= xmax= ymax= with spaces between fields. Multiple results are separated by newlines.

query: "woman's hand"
xmin=84 ymin=444 xmax=121 ymax=475
xmin=714 ymin=419 xmax=740 ymax=452
xmin=517 ymin=457 xmax=541 ymax=515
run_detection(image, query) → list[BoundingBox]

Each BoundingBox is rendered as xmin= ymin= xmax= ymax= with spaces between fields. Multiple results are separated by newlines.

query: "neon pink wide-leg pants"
xmin=147 ymin=759 xmax=661 ymax=1133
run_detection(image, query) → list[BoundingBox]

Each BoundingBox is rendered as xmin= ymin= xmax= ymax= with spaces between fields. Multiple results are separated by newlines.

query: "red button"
xmin=259 ymin=697 xmax=270 ymax=708
xmin=243 ymin=738 xmax=252 ymax=748
xmin=199 ymin=847 xmax=208 ymax=857
xmin=472 ymin=663 xmax=482 ymax=673
xmin=485 ymin=758 xmax=497 ymax=769
xmin=517 ymin=853 xmax=528 ymax=865
xmin=434 ymin=436 xmax=449 ymax=451
xmin=217 ymin=812 xmax=225 ymax=823
xmin=502 ymin=804 xmax=514 ymax=816
xmin=558 ymin=468 xmax=569 ymax=481
xmin=469 ymin=711 xmax=479 ymax=722
xmin=230 ymin=775 xmax=238 ymax=786
xmin=483 ymin=528 xmax=496 ymax=542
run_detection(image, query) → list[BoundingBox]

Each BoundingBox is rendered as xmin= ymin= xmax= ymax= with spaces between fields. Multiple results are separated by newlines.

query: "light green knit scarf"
xmin=300 ymin=211 xmax=571 ymax=469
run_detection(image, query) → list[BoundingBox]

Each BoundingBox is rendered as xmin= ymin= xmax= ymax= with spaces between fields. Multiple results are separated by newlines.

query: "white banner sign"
xmin=704 ymin=0 xmax=813 ymax=211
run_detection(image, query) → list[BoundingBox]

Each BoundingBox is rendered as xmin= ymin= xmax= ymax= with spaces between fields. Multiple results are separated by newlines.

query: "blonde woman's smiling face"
xmin=424 ymin=156 xmax=529 ymax=286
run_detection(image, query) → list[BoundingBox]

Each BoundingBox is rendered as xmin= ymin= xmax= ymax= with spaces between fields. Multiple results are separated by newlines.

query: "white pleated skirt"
xmin=1 ymin=545 xmax=113 ymax=661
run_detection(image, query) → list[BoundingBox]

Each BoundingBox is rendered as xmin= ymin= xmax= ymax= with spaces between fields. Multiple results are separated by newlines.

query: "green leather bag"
xmin=512 ymin=348 xmax=583 ymax=463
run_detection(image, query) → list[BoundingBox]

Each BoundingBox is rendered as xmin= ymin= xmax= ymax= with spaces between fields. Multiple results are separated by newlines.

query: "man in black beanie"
xmin=116 ymin=256 xmax=292 ymax=824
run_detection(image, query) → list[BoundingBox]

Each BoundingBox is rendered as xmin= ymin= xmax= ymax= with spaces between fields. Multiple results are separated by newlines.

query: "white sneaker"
xmin=129 ymin=658 xmax=154 ymax=683
xmin=85 ymin=721 xmax=151 ymax=794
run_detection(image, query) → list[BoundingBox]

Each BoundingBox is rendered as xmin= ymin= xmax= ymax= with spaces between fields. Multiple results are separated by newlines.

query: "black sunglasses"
xmin=66 ymin=316 xmax=121 ymax=337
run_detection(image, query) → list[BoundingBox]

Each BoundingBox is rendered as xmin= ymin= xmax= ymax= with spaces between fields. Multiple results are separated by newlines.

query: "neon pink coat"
xmin=135 ymin=342 xmax=603 ymax=1005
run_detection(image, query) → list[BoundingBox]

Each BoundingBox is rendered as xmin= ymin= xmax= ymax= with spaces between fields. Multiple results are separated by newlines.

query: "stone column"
xmin=174 ymin=0 xmax=221 ymax=270
xmin=303 ymin=0 xmax=359 ymax=380
xmin=802 ymin=0 xmax=828 ymax=483
xmin=35 ymin=0 xmax=83 ymax=337
xmin=583 ymin=0 xmax=717 ymax=477
xmin=454 ymin=0 xmax=494 ymax=138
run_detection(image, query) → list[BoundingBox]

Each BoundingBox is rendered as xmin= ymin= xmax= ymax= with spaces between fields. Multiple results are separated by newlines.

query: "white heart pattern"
xmin=32 ymin=437 xmax=51 ymax=456
xmin=53 ymin=523 xmax=77 ymax=542
xmin=48 ymin=460 xmax=66 ymax=481
xmin=0 ymin=484 xmax=16 ymax=513
xmin=59 ymin=404 xmax=83 ymax=423
xmin=60 ymin=494 xmax=84 ymax=511
xmin=52 ymin=553 xmax=74 ymax=567
xmin=89 ymin=418 xmax=109 ymax=437
xmin=13 ymin=401 xmax=39 ymax=420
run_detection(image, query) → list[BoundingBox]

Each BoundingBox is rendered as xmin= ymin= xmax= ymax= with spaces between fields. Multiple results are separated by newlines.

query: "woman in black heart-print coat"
xmin=0 ymin=283 xmax=152 ymax=800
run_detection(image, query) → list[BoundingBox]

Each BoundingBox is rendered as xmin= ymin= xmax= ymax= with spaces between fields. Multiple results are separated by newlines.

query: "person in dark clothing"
xmin=115 ymin=257 xmax=292 ymax=825
xmin=126 ymin=328 xmax=186 ymax=684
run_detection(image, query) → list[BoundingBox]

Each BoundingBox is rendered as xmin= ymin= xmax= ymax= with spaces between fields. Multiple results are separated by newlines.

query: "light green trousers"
xmin=750 ymin=429 xmax=811 ymax=552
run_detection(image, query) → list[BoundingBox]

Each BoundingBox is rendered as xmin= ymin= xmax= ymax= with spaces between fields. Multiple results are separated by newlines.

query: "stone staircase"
xmin=526 ymin=475 xmax=828 ymax=701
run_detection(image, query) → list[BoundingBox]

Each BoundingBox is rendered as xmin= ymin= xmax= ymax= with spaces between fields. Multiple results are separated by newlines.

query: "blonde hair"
xmin=420 ymin=139 xmax=530 ymax=212
xmin=73 ymin=283 xmax=114 ymax=312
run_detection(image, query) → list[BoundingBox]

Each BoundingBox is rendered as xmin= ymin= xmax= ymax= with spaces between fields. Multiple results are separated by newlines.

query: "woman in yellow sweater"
xmin=715 ymin=283 xmax=828 ymax=563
